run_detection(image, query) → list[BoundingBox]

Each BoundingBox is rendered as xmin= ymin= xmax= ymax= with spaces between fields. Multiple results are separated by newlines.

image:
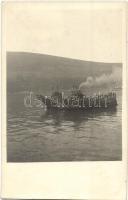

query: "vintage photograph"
xmin=6 ymin=3 xmax=122 ymax=162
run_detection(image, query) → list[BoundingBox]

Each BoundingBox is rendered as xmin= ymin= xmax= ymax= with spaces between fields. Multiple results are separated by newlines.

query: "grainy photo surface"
xmin=6 ymin=3 xmax=122 ymax=162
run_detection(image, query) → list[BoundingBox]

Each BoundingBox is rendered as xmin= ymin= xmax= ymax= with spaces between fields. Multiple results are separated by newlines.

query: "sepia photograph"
xmin=6 ymin=2 xmax=122 ymax=162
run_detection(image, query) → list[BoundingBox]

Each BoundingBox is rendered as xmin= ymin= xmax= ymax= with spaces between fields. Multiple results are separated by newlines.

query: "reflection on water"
xmin=41 ymin=108 xmax=117 ymax=131
xmin=7 ymin=91 xmax=122 ymax=162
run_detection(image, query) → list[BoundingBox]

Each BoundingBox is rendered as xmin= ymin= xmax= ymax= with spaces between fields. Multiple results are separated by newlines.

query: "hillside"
xmin=7 ymin=52 xmax=122 ymax=94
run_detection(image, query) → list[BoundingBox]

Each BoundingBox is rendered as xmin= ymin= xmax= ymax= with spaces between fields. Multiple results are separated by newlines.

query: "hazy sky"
xmin=4 ymin=2 xmax=123 ymax=62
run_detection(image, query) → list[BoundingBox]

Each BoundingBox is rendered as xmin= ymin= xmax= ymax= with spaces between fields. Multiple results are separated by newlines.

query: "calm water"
xmin=7 ymin=90 xmax=122 ymax=162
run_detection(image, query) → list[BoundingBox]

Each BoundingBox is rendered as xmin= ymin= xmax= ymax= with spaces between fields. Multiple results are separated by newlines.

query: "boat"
xmin=36 ymin=87 xmax=117 ymax=111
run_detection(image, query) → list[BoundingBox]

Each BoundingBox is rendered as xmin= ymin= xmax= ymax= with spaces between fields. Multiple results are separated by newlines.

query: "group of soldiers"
xmin=64 ymin=91 xmax=117 ymax=108
xmin=37 ymin=90 xmax=117 ymax=109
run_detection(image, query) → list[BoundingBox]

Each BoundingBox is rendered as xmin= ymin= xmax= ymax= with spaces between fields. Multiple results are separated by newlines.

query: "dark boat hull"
xmin=46 ymin=104 xmax=117 ymax=112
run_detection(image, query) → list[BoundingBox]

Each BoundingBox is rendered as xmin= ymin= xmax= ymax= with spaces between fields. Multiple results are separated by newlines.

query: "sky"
xmin=4 ymin=2 xmax=124 ymax=63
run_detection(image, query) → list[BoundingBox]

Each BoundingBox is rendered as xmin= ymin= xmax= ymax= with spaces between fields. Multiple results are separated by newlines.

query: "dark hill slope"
xmin=7 ymin=52 xmax=122 ymax=93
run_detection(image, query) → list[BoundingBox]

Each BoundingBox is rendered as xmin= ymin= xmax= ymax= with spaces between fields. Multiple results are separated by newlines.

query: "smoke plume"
xmin=79 ymin=66 xmax=122 ymax=95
